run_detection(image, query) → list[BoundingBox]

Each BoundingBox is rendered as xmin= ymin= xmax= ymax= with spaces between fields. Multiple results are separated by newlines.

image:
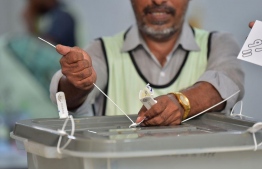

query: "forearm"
xmin=181 ymin=82 xmax=225 ymax=117
xmin=58 ymin=75 xmax=93 ymax=110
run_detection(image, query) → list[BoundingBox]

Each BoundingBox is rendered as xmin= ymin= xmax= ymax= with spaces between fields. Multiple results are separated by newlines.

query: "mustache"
xmin=143 ymin=4 xmax=176 ymax=15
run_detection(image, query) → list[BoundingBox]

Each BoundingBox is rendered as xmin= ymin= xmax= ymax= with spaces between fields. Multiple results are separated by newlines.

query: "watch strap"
xmin=172 ymin=92 xmax=191 ymax=120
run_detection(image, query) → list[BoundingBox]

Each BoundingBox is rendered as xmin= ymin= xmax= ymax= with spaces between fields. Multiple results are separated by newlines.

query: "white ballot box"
xmin=11 ymin=112 xmax=262 ymax=169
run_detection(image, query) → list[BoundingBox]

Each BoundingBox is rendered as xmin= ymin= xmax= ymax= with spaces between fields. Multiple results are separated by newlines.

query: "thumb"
xmin=56 ymin=44 xmax=71 ymax=55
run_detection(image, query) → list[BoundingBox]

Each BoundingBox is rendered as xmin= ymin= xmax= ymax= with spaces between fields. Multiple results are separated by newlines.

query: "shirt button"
xmin=160 ymin=72 xmax=165 ymax=77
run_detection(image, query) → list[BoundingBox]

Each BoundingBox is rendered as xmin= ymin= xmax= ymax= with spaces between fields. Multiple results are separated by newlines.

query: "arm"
xmin=50 ymin=40 xmax=107 ymax=113
xmin=136 ymin=82 xmax=224 ymax=126
xmin=180 ymin=81 xmax=225 ymax=116
xmin=136 ymin=32 xmax=244 ymax=126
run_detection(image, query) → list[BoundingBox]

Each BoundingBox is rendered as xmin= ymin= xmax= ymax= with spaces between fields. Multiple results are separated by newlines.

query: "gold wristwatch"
xmin=172 ymin=92 xmax=191 ymax=120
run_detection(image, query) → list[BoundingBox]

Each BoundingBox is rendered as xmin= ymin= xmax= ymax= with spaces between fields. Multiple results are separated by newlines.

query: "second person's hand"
xmin=249 ymin=21 xmax=255 ymax=28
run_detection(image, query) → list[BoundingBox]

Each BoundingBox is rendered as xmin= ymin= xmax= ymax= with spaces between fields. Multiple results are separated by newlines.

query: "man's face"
xmin=131 ymin=0 xmax=189 ymax=40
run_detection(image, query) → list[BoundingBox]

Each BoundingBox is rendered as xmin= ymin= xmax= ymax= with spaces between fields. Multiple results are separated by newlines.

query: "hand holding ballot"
xmin=238 ymin=20 xmax=262 ymax=66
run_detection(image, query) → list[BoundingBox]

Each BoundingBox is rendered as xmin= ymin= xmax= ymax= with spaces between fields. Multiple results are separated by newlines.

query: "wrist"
xmin=171 ymin=92 xmax=191 ymax=120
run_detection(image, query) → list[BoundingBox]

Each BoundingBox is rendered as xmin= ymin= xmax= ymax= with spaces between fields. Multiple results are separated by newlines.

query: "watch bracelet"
xmin=170 ymin=92 xmax=191 ymax=120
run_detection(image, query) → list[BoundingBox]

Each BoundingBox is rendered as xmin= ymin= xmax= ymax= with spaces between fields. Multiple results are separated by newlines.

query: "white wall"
xmin=1 ymin=0 xmax=262 ymax=121
xmin=63 ymin=0 xmax=135 ymax=46
xmin=0 ymin=0 xmax=26 ymax=36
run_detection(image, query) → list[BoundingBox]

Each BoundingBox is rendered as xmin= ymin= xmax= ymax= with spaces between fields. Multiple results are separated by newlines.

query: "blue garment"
xmin=40 ymin=3 xmax=76 ymax=47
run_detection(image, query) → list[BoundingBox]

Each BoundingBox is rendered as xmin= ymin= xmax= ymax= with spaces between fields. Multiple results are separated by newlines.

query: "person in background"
xmin=23 ymin=0 xmax=76 ymax=46
xmin=50 ymin=0 xmax=244 ymax=126
xmin=0 ymin=1 xmax=79 ymax=167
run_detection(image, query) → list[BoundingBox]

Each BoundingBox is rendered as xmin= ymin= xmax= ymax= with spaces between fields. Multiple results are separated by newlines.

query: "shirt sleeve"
xmin=49 ymin=39 xmax=108 ymax=116
xmin=197 ymin=32 xmax=245 ymax=111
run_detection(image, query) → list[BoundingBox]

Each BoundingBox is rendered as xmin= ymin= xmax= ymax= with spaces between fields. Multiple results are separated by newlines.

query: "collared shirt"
xmin=50 ymin=22 xmax=244 ymax=117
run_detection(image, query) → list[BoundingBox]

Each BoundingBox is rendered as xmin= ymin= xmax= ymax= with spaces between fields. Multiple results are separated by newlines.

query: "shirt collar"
xmin=121 ymin=22 xmax=200 ymax=52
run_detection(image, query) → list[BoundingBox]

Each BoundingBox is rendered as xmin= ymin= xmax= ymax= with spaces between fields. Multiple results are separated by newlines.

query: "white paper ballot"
xmin=238 ymin=20 xmax=262 ymax=66
xmin=139 ymin=84 xmax=157 ymax=110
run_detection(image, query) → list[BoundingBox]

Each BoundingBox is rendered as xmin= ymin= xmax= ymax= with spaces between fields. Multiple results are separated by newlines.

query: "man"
xmin=50 ymin=0 xmax=244 ymax=126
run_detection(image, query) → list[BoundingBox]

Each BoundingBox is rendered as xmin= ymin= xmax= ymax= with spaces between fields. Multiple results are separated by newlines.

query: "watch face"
xmin=180 ymin=95 xmax=187 ymax=105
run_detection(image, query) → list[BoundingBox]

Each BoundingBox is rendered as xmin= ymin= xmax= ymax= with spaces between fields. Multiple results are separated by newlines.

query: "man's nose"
xmin=152 ymin=0 xmax=168 ymax=5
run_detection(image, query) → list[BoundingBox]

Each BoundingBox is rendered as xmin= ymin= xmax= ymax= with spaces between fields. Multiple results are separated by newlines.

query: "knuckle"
xmin=77 ymin=72 xmax=84 ymax=79
xmin=67 ymin=76 xmax=75 ymax=85
xmin=74 ymin=81 xmax=82 ymax=89
xmin=73 ymin=62 xmax=80 ymax=69
xmin=84 ymin=60 xmax=91 ymax=67
xmin=160 ymin=113 xmax=166 ymax=120
xmin=147 ymin=118 xmax=158 ymax=126
xmin=60 ymin=58 xmax=67 ymax=67
xmin=85 ymin=78 xmax=93 ymax=86
xmin=73 ymin=46 xmax=81 ymax=51
xmin=61 ymin=69 xmax=69 ymax=76
xmin=78 ymin=78 xmax=93 ymax=90
xmin=64 ymin=52 xmax=73 ymax=60
xmin=152 ymin=105 xmax=163 ymax=114
xmin=73 ymin=53 xmax=82 ymax=61
xmin=77 ymin=61 xmax=85 ymax=70
xmin=87 ymin=68 xmax=92 ymax=76
xmin=172 ymin=119 xmax=181 ymax=125
xmin=153 ymin=117 xmax=162 ymax=125
xmin=79 ymin=61 xmax=85 ymax=69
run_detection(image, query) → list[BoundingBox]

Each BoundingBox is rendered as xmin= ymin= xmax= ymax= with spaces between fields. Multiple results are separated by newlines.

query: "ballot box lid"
xmin=11 ymin=112 xmax=261 ymax=158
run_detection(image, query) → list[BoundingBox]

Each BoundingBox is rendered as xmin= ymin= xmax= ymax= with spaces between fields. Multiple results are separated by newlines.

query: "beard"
xmin=136 ymin=3 xmax=177 ymax=41
xmin=138 ymin=23 xmax=177 ymax=41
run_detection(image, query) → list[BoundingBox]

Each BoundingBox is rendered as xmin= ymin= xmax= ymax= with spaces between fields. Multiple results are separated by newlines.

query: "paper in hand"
xmin=238 ymin=20 xmax=262 ymax=66
xmin=139 ymin=84 xmax=157 ymax=110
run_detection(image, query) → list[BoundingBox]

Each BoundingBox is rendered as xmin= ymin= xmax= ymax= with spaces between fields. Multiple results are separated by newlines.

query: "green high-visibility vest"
xmin=101 ymin=28 xmax=211 ymax=116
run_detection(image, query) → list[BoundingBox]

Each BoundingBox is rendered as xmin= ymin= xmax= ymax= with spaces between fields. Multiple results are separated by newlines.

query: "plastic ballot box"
xmin=11 ymin=112 xmax=262 ymax=169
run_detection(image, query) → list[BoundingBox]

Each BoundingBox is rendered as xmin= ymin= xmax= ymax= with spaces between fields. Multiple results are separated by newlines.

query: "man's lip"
xmin=147 ymin=9 xmax=173 ymax=15
xmin=147 ymin=11 xmax=172 ymax=17
xmin=146 ymin=12 xmax=172 ymax=22
xmin=144 ymin=5 xmax=175 ymax=16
